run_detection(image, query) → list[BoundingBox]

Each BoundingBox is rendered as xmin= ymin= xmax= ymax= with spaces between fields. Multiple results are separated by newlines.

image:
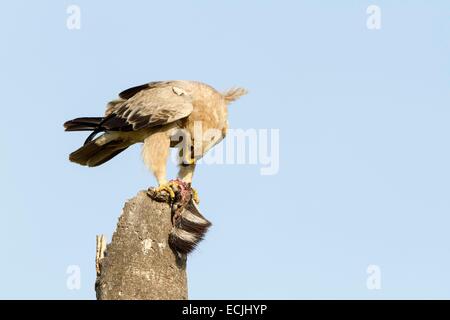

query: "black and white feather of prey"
xmin=169 ymin=181 xmax=211 ymax=256
xmin=148 ymin=179 xmax=211 ymax=256
xmin=170 ymin=199 xmax=211 ymax=256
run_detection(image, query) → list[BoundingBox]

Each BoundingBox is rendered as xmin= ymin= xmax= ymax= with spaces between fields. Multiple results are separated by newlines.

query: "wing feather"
xmin=103 ymin=82 xmax=193 ymax=131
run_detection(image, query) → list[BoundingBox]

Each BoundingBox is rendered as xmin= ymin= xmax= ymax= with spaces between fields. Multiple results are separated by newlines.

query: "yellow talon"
xmin=154 ymin=182 xmax=176 ymax=199
xmin=191 ymin=187 xmax=200 ymax=204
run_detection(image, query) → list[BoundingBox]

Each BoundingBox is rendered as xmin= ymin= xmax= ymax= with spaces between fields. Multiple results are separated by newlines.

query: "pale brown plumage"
xmin=64 ymin=80 xmax=247 ymax=186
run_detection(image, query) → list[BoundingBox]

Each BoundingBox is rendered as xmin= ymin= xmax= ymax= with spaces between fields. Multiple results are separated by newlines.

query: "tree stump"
xmin=95 ymin=190 xmax=188 ymax=300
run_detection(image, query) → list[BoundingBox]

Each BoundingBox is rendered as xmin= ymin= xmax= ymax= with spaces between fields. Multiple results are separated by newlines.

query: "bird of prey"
xmin=64 ymin=80 xmax=247 ymax=200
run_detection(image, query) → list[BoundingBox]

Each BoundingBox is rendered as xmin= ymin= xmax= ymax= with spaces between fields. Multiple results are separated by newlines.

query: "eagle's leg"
xmin=176 ymin=141 xmax=201 ymax=203
xmin=143 ymin=131 xmax=177 ymax=199
xmin=177 ymin=163 xmax=199 ymax=204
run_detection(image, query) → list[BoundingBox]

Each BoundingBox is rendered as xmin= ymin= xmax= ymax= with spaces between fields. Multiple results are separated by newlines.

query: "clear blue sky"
xmin=1 ymin=1 xmax=449 ymax=299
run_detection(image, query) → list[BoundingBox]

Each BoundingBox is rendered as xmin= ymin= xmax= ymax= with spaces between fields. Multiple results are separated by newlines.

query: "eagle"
xmin=64 ymin=80 xmax=247 ymax=201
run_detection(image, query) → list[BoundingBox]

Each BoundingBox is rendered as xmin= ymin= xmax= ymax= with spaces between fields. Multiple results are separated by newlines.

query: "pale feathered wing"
xmin=103 ymin=81 xmax=194 ymax=132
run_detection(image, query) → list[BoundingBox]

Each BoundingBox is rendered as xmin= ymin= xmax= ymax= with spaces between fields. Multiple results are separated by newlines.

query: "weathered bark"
xmin=95 ymin=190 xmax=188 ymax=300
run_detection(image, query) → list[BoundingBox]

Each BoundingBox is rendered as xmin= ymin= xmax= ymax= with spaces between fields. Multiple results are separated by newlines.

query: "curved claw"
xmin=154 ymin=181 xmax=177 ymax=199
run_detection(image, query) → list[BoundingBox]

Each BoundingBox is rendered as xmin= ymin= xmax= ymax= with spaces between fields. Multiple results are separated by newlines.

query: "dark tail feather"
xmin=87 ymin=145 xmax=129 ymax=167
xmin=169 ymin=200 xmax=212 ymax=255
xmin=64 ymin=117 xmax=104 ymax=132
xmin=84 ymin=130 xmax=102 ymax=145
xmin=69 ymin=137 xmax=129 ymax=167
